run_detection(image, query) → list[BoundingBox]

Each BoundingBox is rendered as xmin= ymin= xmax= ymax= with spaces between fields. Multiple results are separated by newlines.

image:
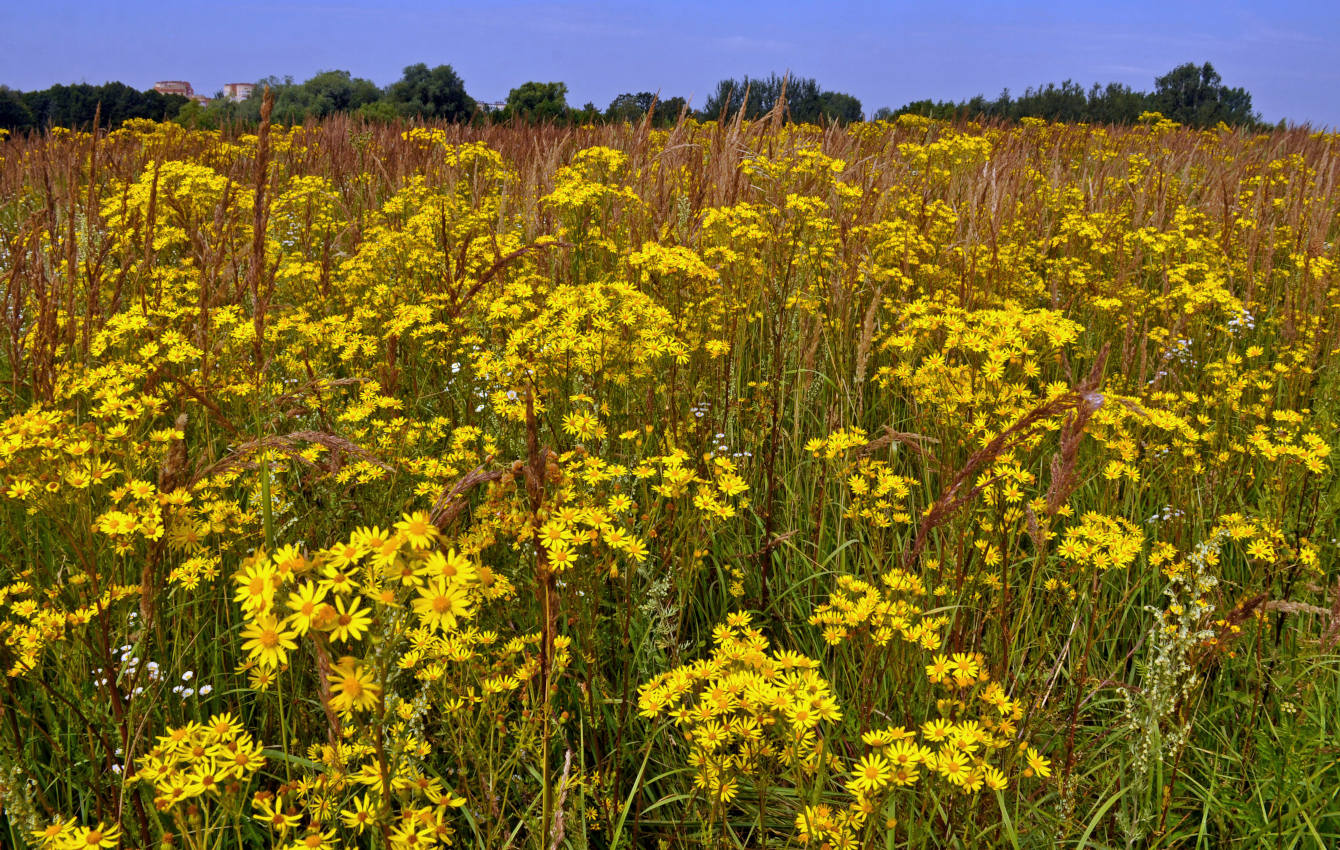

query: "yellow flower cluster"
xmin=4 ymin=113 xmax=1339 ymax=849
xmin=638 ymin=612 xmax=842 ymax=804
xmin=809 ymin=569 xmax=944 ymax=649
xmin=133 ymin=713 xmax=265 ymax=811
xmin=232 ymin=516 xmax=508 ymax=712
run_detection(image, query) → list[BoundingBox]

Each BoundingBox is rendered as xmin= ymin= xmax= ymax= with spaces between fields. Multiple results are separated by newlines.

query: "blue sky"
xmin=2 ymin=1 xmax=1337 ymax=126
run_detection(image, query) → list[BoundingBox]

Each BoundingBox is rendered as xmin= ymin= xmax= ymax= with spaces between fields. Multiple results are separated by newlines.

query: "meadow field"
xmin=0 ymin=108 xmax=1336 ymax=848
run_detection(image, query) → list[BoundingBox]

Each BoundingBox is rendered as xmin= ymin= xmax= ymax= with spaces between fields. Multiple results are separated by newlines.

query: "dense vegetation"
xmin=883 ymin=63 xmax=1259 ymax=127
xmin=0 ymin=82 xmax=187 ymax=132
xmin=2 ymin=61 xmax=1270 ymax=132
xmin=0 ymin=108 xmax=1336 ymax=849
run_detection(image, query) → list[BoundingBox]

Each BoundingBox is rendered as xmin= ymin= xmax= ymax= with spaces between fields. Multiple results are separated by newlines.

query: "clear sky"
xmin=2 ymin=0 xmax=1337 ymax=127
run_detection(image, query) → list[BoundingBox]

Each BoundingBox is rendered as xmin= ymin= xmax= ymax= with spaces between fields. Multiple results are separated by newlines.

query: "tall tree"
xmin=502 ymin=81 xmax=569 ymax=123
xmin=817 ymin=91 xmax=863 ymax=124
xmin=302 ymin=70 xmax=382 ymax=118
xmin=0 ymin=87 xmax=34 ymax=130
xmin=700 ymin=74 xmax=861 ymax=123
xmin=387 ymin=63 xmax=476 ymax=121
xmin=1152 ymin=62 xmax=1256 ymax=126
xmin=605 ymin=92 xmax=688 ymax=126
xmin=606 ymin=92 xmax=656 ymax=123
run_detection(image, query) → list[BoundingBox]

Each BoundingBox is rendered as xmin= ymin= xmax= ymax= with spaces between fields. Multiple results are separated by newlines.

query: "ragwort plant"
xmin=0 ymin=108 xmax=1336 ymax=848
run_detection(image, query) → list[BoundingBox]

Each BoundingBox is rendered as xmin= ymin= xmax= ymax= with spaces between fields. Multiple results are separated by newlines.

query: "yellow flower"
xmin=74 ymin=821 xmax=121 ymax=848
xmin=411 ymin=579 xmax=472 ymax=632
xmin=887 ymin=739 xmax=925 ymax=769
xmin=1025 ymin=746 xmax=1052 ymax=778
xmin=925 ymin=653 xmax=951 ymax=683
xmin=240 ymin=613 xmax=298 ymax=669
xmin=321 ymin=560 xmax=359 ymax=595
xmin=212 ymin=733 xmax=265 ymax=778
xmin=327 ymin=595 xmax=373 ymax=642
xmin=561 ymin=410 xmax=600 ymax=439
xmin=200 ymin=713 xmax=239 ymax=741
xmin=546 ymin=543 xmax=577 ymax=570
xmin=537 ymin=520 xmax=572 ymax=547
xmin=935 ymin=748 xmax=972 ymax=786
xmin=422 ymin=548 xmax=476 ymax=584
xmin=30 ymin=817 xmax=77 ymax=848
xmin=254 ymin=795 xmax=301 ymax=833
xmin=234 ymin=562 xmax=278 ymax=614
xmin=622 ymin=537 xmax=648 ymax=563
xmin=286 ymin=581 xmax=328 ymax=634
xmin=848 ymin=753 xmax=893 ymax=795
xmin=983 ymin=765 xmax=1009 ymax=791
xmin=921 ymin=718 xmax=954 ymax=742
xmin=395 ymin=511 xmax=438 ymax=549
xmin=341 ymin=793 xmax=379 ymax=832
xmin=388 ymin=819 xmax=436 ymax=849
xmin=292 ymin=827 xmax=338 ymax=850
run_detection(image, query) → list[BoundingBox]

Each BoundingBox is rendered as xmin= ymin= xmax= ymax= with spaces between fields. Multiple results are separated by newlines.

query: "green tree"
xmin=604 ymin=92 xmax=688 ymax=126
xmin=700 ymin=75 xmax=776 ymax=120
xmin=700 ymin=74 xmax=861 ymax=123
xmin=1011 ymin=80 xmax=1090 ymax=122
xmin=302 ymin=70 xmax=382 ymax=118
xmin=356 ymin=100 xmax=399 ymax=122
xmin=502 ymin=81 xmax=569 ymax=123
xmin=1086 ymin=82 xmax=1148 ymax=124
xmin=817 ymin=90 xmax=863 ymax=123
xmin=0 ymin=87 xmax=35 ymax=130
xmin=386 ymin=63 xmax=476 ymax=121
xmin=172 ymin=99 xmax=219 ymax=130
xmin=888 ymin=61 xmax=1259 ymax=127
xmin=605 ymin=92 xmax=655 ymax=123
xmin=1152 ymin=62 xmax=1257 ymax=126
xmin=885 ymin=99 xmax=963 ymax=120
xmin=13 ymin=82 xmax=188 ymax=130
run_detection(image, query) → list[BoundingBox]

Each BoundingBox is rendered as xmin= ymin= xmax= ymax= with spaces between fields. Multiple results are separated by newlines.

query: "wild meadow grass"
xmin=0 ymin=106 xmax=1336 ymax=848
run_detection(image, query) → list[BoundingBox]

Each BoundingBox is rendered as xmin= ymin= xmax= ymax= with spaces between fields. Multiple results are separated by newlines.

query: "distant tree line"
xmin=0 ymin=82 xmax=187 ymax=131
xmin=877 ymin=62 xmax=1261 ymax=128
xmin=1 ymin=61 xmax=1265 ymax=133
xmin=700 ymin=74 xmax=863 ymax=123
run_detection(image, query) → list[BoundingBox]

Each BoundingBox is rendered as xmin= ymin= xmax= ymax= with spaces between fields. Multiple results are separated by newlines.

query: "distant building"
xmin=223 ymin=82 xmax=255 ymax=102
xmin=192 ymin=95 xmax=211 ymax=106
xmin=154 ymin=81 xmax=195 ymax=97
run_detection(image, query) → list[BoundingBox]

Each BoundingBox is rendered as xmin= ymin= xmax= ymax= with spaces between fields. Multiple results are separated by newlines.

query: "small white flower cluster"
xmin=1147 ymin=337 xmax=1196 ymax=385
xmin=1120 ymin=529 xmax=1225 ymax=844
xmin=171 ymin=669 xmax=214 ymax=699
xmin=1145 ymin=505 xmax=1186 ymax=524
xmin=443 ymin=361 xmax=465 ymax=394
xmin=96 ymin=650 xmax=214 ymax=701
xmin=1226 ymin=308 xmax=1256 ymax=334
xmin=92 ymin=644 xmax=158 ymax=697
xmin=690 ymin=401 xmax=710 ymax=419
xmin=1167 ymin=337 xmax=1195 ymax=364
xmin=708 ymin=432 xmax=752 ymax=460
